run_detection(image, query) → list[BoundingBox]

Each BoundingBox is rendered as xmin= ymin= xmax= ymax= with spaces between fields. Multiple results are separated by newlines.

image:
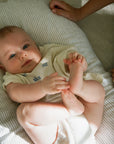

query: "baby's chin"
xmin=22 ymin=63 xmax=38 ymax=74
xmin=7 ymin=61 xmax=38 ymax=74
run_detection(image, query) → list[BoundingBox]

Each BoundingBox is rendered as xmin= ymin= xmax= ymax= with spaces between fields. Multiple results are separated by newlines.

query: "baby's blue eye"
xmin=23 ymin=44 xmax=29 ymax=49
xmin=9 ymin=54 xmax=15 ymax=59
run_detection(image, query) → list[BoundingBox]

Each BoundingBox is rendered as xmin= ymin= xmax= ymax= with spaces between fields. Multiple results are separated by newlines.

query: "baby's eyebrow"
xmin=22 ymin=39 xmax=30 ymax=44
xmin=4 ymin=50 xmax=10 ymax=57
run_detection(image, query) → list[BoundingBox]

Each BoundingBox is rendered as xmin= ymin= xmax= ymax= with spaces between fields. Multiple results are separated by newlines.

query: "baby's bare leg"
xmin=17 ymin=102 xmax=70 ymax=144
xmin=69 ymin=54 xmax=105 ymax=103
xmin=79 ymin=97 xmax=104 ymax=134
xmin=68 ymin=53 xmax=105 ymax=133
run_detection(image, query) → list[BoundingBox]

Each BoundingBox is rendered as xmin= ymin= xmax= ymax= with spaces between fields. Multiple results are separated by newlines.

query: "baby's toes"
xmin=82 ymin=58 xmax=88 ymax=71
xmin=72 ymin=52 xmax=78 ymax=61
xmin=77 ymin=55 xmax=83 ymax=63
xmin=68 ymin=53 xmax=73 ymax=59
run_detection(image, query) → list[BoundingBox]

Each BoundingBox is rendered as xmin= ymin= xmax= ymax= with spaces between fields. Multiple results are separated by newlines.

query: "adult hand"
xmin=50 ymin=0 xmax=82 ymax=22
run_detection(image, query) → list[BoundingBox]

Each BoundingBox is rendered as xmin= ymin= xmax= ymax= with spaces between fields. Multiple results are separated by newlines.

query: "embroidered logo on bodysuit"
xmin=33 ymin=76 xmax=41 ymax=81
xmin=21 ymin=73 xmax=27 ymax=77
xmin=42 ymin=62 xmax=48 ymax=67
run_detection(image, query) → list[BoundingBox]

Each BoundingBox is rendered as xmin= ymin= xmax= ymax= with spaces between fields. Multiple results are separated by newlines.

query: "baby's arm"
xmin=6 ymin=73 xmax=70 ymax=103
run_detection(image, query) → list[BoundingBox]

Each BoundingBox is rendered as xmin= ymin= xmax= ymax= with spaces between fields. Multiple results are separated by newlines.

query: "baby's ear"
xmin=0 ymin=63 xmax=6 ymax=71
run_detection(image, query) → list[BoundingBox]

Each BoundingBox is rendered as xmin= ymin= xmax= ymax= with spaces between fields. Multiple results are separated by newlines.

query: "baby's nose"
xmin=19 ymin=52 xmax=27 ymax=60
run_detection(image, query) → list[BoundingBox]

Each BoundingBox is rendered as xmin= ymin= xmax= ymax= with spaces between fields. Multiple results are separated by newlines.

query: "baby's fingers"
xmin=53 ymin=80 xmax=70 ymax=91
xmin=49 ymin=72 xmax=65 ymax=81
xmin=63 ymin=59 xmax=72 ymax=65
xmin=50 ymin=72 xmax=58 ymax=77
xmin=55 ymin=83 xmax=70 ymax=91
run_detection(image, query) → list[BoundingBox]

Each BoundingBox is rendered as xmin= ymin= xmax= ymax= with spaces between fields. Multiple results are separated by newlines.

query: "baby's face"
xmin=0 ymin=29 xmax=41 ymax=74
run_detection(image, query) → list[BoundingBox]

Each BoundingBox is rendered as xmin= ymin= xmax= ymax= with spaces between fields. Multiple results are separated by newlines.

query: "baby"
xmin=0 ymin=26 xmax=105 ymax=144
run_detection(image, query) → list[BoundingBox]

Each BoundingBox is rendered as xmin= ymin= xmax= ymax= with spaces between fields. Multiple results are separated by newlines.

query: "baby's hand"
xmin=64 ymin=52 xmax=78 ymax=64
xmin=64 ymin=52 xmax=87 ymax=72
xmin=41 ymin=72 xmax=70 ymax=95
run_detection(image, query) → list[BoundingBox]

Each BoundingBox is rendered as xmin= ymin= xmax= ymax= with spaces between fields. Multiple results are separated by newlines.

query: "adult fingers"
xmin=52 ymin=7 xmax=71 ymax=20
xmin=50 ymin=0 xmax=71 ymax=11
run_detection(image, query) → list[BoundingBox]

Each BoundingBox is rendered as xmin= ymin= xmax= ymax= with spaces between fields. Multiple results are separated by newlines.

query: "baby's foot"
xmin=61 ymin=90 xmax=84 ymax=115
xmin=64 ymin=52 xmax=87 ymax=72
xmin=64 ymin=53 xmax=87 ymax=94
xmin=73 ymin=54 xmax=87 ymax=72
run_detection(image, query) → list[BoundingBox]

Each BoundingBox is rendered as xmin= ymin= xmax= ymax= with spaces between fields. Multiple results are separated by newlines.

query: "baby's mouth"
xmin=22 ymin=60 xmax=32 ymax=67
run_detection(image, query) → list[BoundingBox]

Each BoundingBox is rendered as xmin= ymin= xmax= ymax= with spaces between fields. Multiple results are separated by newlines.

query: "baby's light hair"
xmin=0 ymin=26 xmax=24 ymax=38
